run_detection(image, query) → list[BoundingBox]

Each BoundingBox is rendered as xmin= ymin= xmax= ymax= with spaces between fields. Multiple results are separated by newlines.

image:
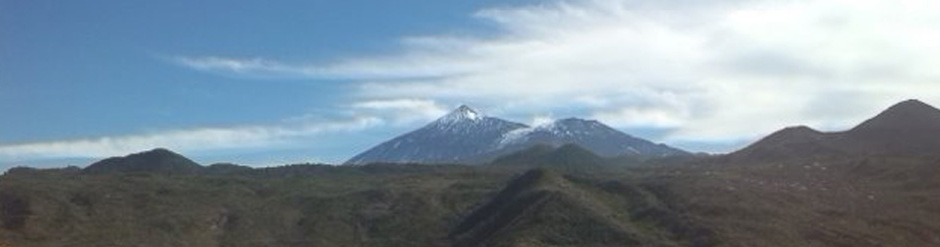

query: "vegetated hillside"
xmin=4 ymin=99 xmax=940 ymax=247
xmin=665 ymin=156 xmax=940 ymax=246
xmin=83 ymin=148 xmax=203 ymax=174
xmin=688 ymin=99 xmax=940 ymax=246
xmin=488 ymin=144 xmax=609 ymax=173
xmin=730 ymin=99 xmax=940 ymax=161
xmin=2 ymin=148 xmax=940 ymax=246
xmin=450 ymin=168 xmax=715 ymax=247
xmin=0 ymin=163 xmax=512 ymax=247
xmin=0 ymin=161 xmax=717 ymax=247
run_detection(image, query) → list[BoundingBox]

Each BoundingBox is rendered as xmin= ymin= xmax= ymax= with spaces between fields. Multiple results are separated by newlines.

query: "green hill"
xmin=450 ymin=168 xmax=713 ymax=246
xmin=489 ymin=144 xmax=609 ymax=173
xmin=83 ymin=148 xmax=204 ymax=175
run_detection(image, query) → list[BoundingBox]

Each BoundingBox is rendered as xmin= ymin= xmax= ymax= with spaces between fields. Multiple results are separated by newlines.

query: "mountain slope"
xmin=731 ymin=126 xmax=838 ymax=161
xmin=730 ymin=99 xmax=940 ymax=161
xmin=0 ymin=164 xmax=508 ymax=247
xmin=835 ymin=99 xmax=940 ymax=155
xmin=499 ymin=118 xmax=688 ymax=157
xmin=83 ymin=148 xmax=203 ymax=174
xmin=346 ymin=106 xmax=688 ymax=165
xmin=450 ymin=168 xmax=713 ymax=247
xmin=345 ymin=106 xmax=528 ymax=165
xmin=489 ymin=144 xmax=609 ymax=172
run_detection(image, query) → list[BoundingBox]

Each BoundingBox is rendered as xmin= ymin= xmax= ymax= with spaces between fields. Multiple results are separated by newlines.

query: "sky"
xmin=3 ymin=0 xmax=940 ymax=169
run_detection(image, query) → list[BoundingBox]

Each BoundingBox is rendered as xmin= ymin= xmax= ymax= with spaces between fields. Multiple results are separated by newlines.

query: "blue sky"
xmin=0 ymin=0 xmax=534 ymax=167
xmin=3 ymin=0 xmax=940 ymax=169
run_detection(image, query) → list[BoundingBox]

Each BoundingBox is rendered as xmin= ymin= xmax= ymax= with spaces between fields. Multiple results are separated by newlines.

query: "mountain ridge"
xmin=345 ymin=106 xmax=687 ymax=165
xmin=498 ymin=117 xmax=688 ymax=157
xmin=344 ymin=106 xmax=529 ymax=165
xmin=731 ymin=99 xmax=940 ymax=161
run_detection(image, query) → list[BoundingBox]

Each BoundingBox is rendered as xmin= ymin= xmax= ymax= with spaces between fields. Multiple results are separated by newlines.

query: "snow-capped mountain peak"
xmin=344 ymin=105 xmax=528 ymax=165
xmin=345 ymin=107 xmax=688 ymax=165
xmin=437 ymin=105 xmax=483 ymax=124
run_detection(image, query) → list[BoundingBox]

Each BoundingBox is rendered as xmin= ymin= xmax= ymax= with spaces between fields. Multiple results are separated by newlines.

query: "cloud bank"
xmin=177 ymin=0 xmax=940 ymax=149
xmin=356 ymin=0 xmax=940 ymax=142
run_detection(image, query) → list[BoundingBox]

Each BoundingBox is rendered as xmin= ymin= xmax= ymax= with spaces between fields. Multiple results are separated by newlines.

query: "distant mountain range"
xmin=73 ymin=99 xmax=940 ymax=169
xmin=730 ymin=99 xmax=940 ymax=161
xmin=345 ymin=105 xmax=687 ymax=165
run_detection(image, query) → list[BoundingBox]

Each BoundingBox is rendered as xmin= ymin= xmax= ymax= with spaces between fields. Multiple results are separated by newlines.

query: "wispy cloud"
xmin=0 ymin=97 xmax=455 ymax=165
xmin=0 ymin=117 xmax=381 ymax=164
xmin=171 ymin=56 xmax=354 ymax=79
xmin=172 ymin=0 xmax=940 ymax=151
xmin=172 ymin=53 xmax=482 ymax=80
xmin=351 ymin=98 xmax=449 ymax=125
xmin=175 ymin=56 xmax=300 ymax=78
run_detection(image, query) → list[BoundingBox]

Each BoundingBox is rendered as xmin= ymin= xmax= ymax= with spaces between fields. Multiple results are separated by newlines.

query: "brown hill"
xmin=835 ymin=99 xmax=940 ymax=155
xmin=730 ymin=99 xmax=940 ymax=161
xmin=731 ymin=126 xmax=836 ymax=162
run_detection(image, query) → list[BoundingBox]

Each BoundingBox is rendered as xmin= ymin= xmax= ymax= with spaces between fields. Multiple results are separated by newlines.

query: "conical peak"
xmin=882 ymin=99 xmax=937 ymax=115
xmin=124 ymin=147 xmax=186 ymax=160
xmin=852 ymin=99 xmax=940 ymax=132
xmin=439 ymin=105 xmax=482 ymax=123
xmin=779 ymin=125 xmax=821 ymax=135
xmin=758 ymin=125 xmax=825 ymax=144
xmin=143 ymin=147 xmax=177 ymax=156
xmin=456 ymin=104 xmax=475 ymax=112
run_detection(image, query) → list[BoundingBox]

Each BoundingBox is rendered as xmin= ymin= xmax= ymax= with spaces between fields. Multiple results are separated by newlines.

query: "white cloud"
xmin=172 ymin=52 xmax=484 ymax=80
xmin=530 ymin=115 xmax=555 ymax=126
xmin=174 ymin=0 xmax=940 ymax=152
xmin=0 ymin=117 xmax=381 ymax=163
xmin=351 ymin=98 xmax=449 ymax=125
xmin=593 ymin=107 xmax=686 ymax=128
xmin=352 ymin=0 xmax=940 ymax=144
xmin=174 ymin=56 xmax=307 ymax=79
xmin=0 ymin=97 xmax=458 ymax=165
